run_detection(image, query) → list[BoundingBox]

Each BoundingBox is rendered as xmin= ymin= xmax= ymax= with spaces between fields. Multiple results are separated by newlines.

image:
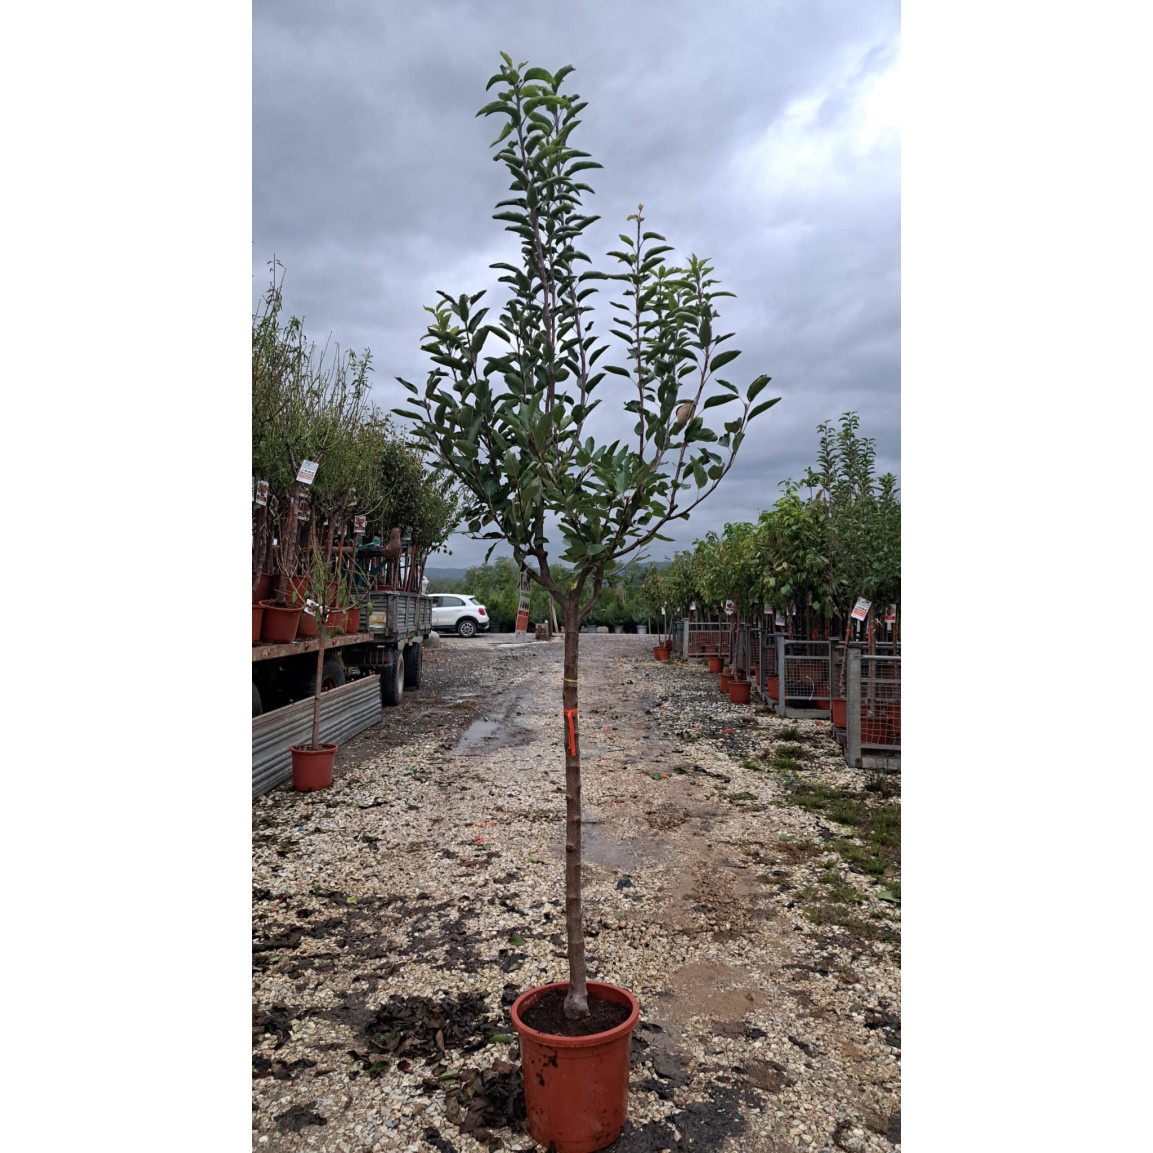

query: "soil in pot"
xmin=519 ymin=989 xmax=631 ymax=1037
xmin=511 ymin=981 xmax=639 ymax=1153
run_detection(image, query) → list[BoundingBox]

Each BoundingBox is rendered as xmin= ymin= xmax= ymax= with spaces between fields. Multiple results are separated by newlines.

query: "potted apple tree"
xmin=395 ymin=55 xmax=779 ymax=1153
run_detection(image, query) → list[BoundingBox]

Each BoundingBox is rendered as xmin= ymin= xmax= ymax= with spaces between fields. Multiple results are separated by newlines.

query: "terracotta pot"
xmin=325 ymin=608 xmax=345 ymax=632
xmin=252 ymin=604 xmax=263 ymax=644
xmin=831 ymin=697 xmax=847 ymax=727
xmin=346 ymin=606 xmax=361 ymax=634
xmin=653 ymin=646 xmax=670 ymax=661
xmin=719 ymin=672 xmax=732 ymax=693
xmin=814 ymin=697 xmax=830 ymax=711
xmin=707 ymin=656 xmax=723 ymax=673
xmin=296 ymin=609 xmax=319 ymax=638
xmin=767 ymin=675 xmax=780 ymax=698
xmin=290 ymin=742 xmax=337 ymax=791
xmin=728 ymin=678 xmax=751 ymax=704
xmin=288 ymin=574 xmax=310 ymax=601
xmin=252 ymin=572 xmax=273 ymax=603
xmin=259 ymin=601 xmax=302 ymax=644
xmin=511 ymin=981 xmax=639 ymax=1153
xmin=861 ymin=711 xmax=888 ymax=744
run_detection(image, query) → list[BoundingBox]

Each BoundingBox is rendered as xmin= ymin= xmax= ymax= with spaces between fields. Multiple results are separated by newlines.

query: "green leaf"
xmin=702 ymin=393 xmax=737 ymax=410
xmin=748 ymin=397 xmax=781 ymax=420
xmin=346 ymin=896 xmax=357 ymax=905
xmin=522 ymin=66 xmax=555 ymax=85
xmin=710 ymin=348 xmax=741 ymax=371
xmin=507 ymin=932 xmax=525 ymax=945
xmin=488 ymin=1033 xmax=514 ymax=1045
xmin=747 ymin=374 xmax=772 ymax=401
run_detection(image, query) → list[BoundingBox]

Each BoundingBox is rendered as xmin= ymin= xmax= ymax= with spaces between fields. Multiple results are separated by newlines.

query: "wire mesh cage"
xmin=685 ymin=621 xmax=731 ymax=658
xmin=860 ymin=654 xmax=901 ymax=748
xmin=782 ymin=640 xmax=833 ymax=707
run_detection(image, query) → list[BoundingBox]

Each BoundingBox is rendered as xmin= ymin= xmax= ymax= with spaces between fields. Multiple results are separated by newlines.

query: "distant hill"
xmin=423 ymin=566 xmax=471 ymax=582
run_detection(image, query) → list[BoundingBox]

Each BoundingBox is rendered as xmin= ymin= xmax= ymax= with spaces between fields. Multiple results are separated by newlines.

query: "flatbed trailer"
xmin=252 ymin=589 xmax=432 ymax=714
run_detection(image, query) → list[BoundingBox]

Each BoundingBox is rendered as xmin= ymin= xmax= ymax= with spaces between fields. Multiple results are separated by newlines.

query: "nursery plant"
xmin=396 ymin=54 xmax=779 ymax=1026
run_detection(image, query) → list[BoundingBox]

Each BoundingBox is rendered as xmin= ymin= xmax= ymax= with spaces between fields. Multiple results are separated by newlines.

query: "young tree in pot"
xmin=289 ymin=543 xmax=346 ymax=791
xmin=396 ymin=54 xmax=778 ymax=1051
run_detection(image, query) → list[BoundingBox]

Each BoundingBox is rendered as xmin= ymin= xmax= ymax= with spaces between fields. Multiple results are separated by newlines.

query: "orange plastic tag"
xmin=564 ymin=708 xmax=578 ymax=755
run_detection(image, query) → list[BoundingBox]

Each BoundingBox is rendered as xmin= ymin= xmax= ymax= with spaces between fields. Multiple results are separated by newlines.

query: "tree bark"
xmin=561 ymin=594 xmax=589 ymax=1018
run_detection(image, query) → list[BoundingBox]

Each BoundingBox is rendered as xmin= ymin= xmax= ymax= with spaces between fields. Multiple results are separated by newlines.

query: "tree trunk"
xmin=561 ymin=594 xmax=589 ymax=1018
xmin=312 ymin=627 xmax=325 ymax=750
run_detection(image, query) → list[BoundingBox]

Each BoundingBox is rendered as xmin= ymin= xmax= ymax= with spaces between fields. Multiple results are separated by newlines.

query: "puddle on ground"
xmin=456 ymin=718 xmax=502 ymax=751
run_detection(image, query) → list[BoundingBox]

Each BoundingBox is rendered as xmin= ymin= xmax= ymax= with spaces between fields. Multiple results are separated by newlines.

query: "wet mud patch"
xmin=606 ymin=1082 xmax=761 ymax=1151
xmin=274 ymin=1102 xmax=327 ymax=1132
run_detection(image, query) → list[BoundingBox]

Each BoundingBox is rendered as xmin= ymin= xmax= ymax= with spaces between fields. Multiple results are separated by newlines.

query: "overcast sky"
xmin=253 ymin=0 xmax=900 ymax=571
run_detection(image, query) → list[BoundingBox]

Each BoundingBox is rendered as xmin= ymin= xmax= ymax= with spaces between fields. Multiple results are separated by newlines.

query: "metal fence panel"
xmin=780 ymin=639 xmax=832 ymax=717
xmin=252 ymin=675 xmax=382 ymax=798
xmin=684 ymin=621 xmax=732 ymax=658
xmin=844 ymin=646 xmax=900 ymax=768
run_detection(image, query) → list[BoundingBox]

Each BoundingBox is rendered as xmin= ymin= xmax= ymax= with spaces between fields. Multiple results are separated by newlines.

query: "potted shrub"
xmin=395 ymin=55 xmax=778 ymax=1153
xmin=289 ymin=545 xmax=344 ymax=791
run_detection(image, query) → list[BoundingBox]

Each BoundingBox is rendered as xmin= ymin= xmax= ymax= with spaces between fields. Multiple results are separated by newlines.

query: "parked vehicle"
xmin=428 ymin=593 xmax=490 ymax=636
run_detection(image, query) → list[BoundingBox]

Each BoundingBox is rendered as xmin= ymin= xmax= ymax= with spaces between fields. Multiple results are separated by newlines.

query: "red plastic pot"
xmin=252 ymin=604 xmax=263 ymax=644
xmin=290 ymin=742 xmax=336 ymax=791
xmin=325 ymin=608 xmax=345 ymax=632
xmin=814 ymin=697 xmax=831 ymax=711
xmin=345 ymin=606 xmax=361 ymax=634
xmin=831 ymin=697 xmax=847 ymax=727
xmin=653 ymin=646 xmax=670 ymax=661
xmin=728 ymin=678 xmax=751 ymax=704
xmin=296 ymin=609 xmax=319 ymax=638
xmin=252 ymin=571 xmax=273 ymax=603
xmin=767 ymin=675 xmax=780 ymax=699
xmin=860 ymin=711 xmax=888 ymax=744
xmin=719 ymin=672 xmax=732 ymax=693
xmin=510 ymin=981 xmax=640 ymax=1153
xmin=288 ymin=574 xmax=310 ymax=601
xmin=259 ymin=601 xmax=302 ymax=644
xmin=707 ymin=656 xmax=723 ymax=673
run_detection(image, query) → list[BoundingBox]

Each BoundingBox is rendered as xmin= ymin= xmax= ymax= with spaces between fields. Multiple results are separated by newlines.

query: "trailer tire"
xmin=381 ymin=650 xmax=404 ymax=707
xmin=252 ymin=683 xmax=263 ymax=717
xmin=403 ymin=643 xmax=422 ymax=689
xmin=321 ymin=658 xmax=346 ymax=692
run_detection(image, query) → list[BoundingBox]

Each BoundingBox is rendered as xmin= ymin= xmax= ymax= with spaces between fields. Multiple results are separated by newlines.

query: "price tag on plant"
xmin=775 ymin=612 xmax=786 ymax=627
xmin=296 ymin=459 xmax=320 ymax=485
xmin=850 ymin=596 xmax=872 ymax=621
xmin=763 ymin=603 xmax=772 ymax=614
xmin=724 ymin=599 xmax=735 ymax=615
xmin=884 ymin=604 xmax=897 ymax=629
xmin=254 ymin=479 xmax=269 ymax=507
xmin=353 ymin=514 xmax=367 ymax=535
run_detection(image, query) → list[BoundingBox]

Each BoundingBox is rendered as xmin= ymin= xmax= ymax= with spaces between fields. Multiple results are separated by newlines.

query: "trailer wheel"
xmin=321 ymin=658 xmax=346 ymax=692
xmin=381 ymin=650 xmax=404 ymax=707
xmin=403 ymin=643 xmax=422 ymax=689
xmin=252 ymin=683 xmax=263 ymax=717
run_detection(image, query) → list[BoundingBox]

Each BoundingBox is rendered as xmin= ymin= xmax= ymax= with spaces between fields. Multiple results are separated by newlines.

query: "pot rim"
xmin=289 ymin=742 xmax=339 ymax=755
xmin=510 ymin=980 xmax=639 ymax=1049
xmin=260 ymin=599 xmax=302 ymax=613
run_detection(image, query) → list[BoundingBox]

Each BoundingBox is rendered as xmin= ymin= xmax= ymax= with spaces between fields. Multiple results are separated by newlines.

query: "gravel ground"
xmin=252 ymin=633 xmax=901 ymax=1153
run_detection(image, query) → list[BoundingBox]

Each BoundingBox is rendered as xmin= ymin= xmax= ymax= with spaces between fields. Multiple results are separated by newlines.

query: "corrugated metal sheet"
xmin=252 ymin=675 xmax=381 ymax=798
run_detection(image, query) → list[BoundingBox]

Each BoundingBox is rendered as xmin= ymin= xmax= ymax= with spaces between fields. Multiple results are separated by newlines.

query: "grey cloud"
xmin=254 ymin=0 xmax=900 ymax=569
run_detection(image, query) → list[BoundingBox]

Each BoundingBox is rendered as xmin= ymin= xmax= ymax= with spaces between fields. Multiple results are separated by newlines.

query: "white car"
xmin=428 ymin=593 xmax=490 ymax=637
